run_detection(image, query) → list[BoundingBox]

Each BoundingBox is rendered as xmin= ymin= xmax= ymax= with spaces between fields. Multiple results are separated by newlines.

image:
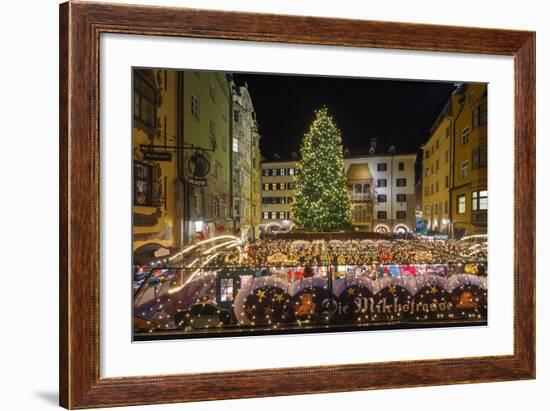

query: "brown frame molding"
xmin=59 ymin=1 xmax=535 ymax=408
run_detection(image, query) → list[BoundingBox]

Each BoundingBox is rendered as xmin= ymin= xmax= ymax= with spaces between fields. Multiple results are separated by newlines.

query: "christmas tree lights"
xmin=292 ymin=107 xmax=352 ymax=231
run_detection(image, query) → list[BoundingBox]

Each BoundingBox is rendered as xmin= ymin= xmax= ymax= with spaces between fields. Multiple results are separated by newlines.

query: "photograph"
xmin=132 ymin=68 xmax=488 ymax=340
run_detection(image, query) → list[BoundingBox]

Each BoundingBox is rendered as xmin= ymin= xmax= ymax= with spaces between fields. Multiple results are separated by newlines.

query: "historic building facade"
xmin=449 ymin=83 xmax=488 ymax=238
xmin=182 ymin=71 xmax=233 ymax=243
xmin=343 ymin=149 xmax=417 ymax=233
xmin=260 ymin=160 xmax=298 ymax=231
xmin=419 ymin=83 xmax=488 ymax=239
xmin=259 ymin=148 xmax=417 ymax=234
xmin=132 ymin=69 xmax=234 ymax=261
xmin=133 ymin=68 xmax=182 ymax=257
xmin=421 ymin=100 xmax=453 ymax=234
xmin=231 ymin=82 xmax=262 ymax=240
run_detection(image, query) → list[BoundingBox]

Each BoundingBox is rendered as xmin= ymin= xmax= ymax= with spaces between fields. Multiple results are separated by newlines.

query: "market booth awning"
xmin=133 ymin=243 xmax=178 ymax=265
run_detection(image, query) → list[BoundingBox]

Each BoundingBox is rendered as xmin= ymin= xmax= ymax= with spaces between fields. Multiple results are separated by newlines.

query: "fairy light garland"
xmin=293 ymin=107 xmax=352 ymax=231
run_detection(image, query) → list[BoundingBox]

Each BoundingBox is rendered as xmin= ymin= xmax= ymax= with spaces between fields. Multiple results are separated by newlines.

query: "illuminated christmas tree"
xmin=293 ymin=107 xmax=352 ymax=231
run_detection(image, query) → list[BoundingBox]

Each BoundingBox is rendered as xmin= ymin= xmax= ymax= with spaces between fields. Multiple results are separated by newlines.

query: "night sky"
xmin=233 ymin=72 xmax=457 ymax=161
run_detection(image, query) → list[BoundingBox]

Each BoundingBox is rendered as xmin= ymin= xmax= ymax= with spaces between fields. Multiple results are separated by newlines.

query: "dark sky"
xmin=233 ymin=72 xmax=457 ymax=160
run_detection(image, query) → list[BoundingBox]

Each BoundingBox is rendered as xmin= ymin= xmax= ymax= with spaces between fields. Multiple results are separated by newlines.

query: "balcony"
xmin=471 ymin=210 xmax=487 ymax=226
xmin=349 ymin=192 xmax=372 ymax=202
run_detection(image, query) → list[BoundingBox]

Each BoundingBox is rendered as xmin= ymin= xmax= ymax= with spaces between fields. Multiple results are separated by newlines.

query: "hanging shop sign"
xmin=153 ymin=247 xmax=170 ymax=258
xmin=187 ymin=150 xmax=210 ymax=186
xmin=187 ymin=177 xmax=207 ymax=186
xmin=143 ymin=150 xmax=172 ymax=162
xmin=219 ymin=195 xmax=230 ymax=207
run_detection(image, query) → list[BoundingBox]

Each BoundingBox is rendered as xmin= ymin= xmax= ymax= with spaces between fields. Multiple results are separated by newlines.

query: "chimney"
xmin=370 ymin=138 xmax=377 ymax=151
xmin=369 ymin=137 xmax=377 ymax=155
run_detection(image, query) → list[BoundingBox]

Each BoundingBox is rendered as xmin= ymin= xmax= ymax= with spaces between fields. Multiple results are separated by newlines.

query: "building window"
xmin=424 ymin=187 xmax=429 ymax=196
xmin=262 ymin=212 xmax=268 ymax=220
xmin=473 ymin=102 xmax=488 ymax=128
xmin=445 ymin=175 xmax=449 ymax=188
xmin=134 ymin=92 xmax=155 ymax=128
xmin=209 ymin=119 xmax=216 ymax=139
xmin=212 ymin=198 xmax=220 ymax=218
xmin=134 ymin=71 xmax=157 ymax=128
xmin=472 ymin=190 xmax=488 ymax=211
xmin=457 ymin=195 xmax=466 ymax=214
xmin=444 ymin=200 xmax=448 ymax=214
xmin=232 ymin=138 xmax=239 ymax=153
xmin=279 ymin=168 xmax=286 ymax=176
xmin=233 ymin=109 xmax=240 ymax=123
xmin=352 ymin=205 xmax=369 ymax=223
xmin=396 ymin=211 xmax=406 ymax=220
xmin=262 ymin=169 xmax=269 ymax=176
xmin=460 ymin=160 xmax=469 ymax=180
xmin=445 ymin=149 xmax=449 ymax=163
xmin=190 ymin=93 xmax=200 ymax=119
xmin=288 ymin=182 xmax=296 ymax=190
xmin=134 ymin=162 xmax=152 ymax=206
xmin=435 ymin=181 xmax=439 ymax=193
xmin=425 ymin=206 xmax=430 ymax=215
xmin=425 ymin=150 xmax=430 ymax=159
xmin=461 ymin=127 xmax=470 ymax=146
xmin=220 ymin=278 xmax=233 ymax=302
xmin=377 ymin=211 xmax=387 ymax=220
xmin=377 ymin=163 xmax=387 ymax=172
xmin=209 ymin=81 xmax=216 ymax=102
xmin=233 ymin=168 xmax=241 ymax=186
xmin=430 ymin=184 xmax=434 ymax=195
xmin=377 ymin=179 xmax=387 ymax=187
xmin=262 ymin=183 xmax=269 ymax=191
xmin=398 ymin=162 xmax=405 ymax=171
xmin=377 ymin=194 xmax=387 ymax=203
xmin=425 ymin=168 xmax=430 ymax=177
xmin=472 ymin=145 xmax=488 ymax=169
xmin=435 ymin=203 xmax=439 ymax=214
xmin=435 ymin=139 xmax=440 ymax=149
xmin=396 ymin=194 xmax=406 ymax=202
xmin=436 ymin=159 xmax=439 ymax=172
xmin=288 ymin=168 xmax=295 ymax=176
xmin=396 ymin=178 xmax=407 ymax=187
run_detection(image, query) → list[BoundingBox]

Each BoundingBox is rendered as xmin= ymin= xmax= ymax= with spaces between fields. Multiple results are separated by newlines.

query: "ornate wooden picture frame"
xmin=59 ymin=1 xmax=535 ymax=408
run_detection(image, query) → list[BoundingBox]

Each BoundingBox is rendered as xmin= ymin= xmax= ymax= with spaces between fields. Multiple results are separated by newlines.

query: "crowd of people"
xmin=240 ymin=238 xmax=487 ymax=267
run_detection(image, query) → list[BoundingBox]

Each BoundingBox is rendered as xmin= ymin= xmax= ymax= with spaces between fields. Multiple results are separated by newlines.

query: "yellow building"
xmin=132 ymin=69 xmax=234 ymax=262
xmin=182 ymin=71 xmax=232 ymax=242
xmin=421 ymin=100 xmax=452 ymax=234
xmin=133 ymin=69 xmax=183 ymax=258
xmin=231 ymin=83 xmax=262 ymax=240
xmin=450 ymin=84 xmax=488 ymax=238
xmin=250 ymin=128 xmax=262 ymax=239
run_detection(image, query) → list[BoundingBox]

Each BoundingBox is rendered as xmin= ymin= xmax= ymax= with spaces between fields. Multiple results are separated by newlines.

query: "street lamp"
xmin=194 ymin=220 xmax=204 ymax=232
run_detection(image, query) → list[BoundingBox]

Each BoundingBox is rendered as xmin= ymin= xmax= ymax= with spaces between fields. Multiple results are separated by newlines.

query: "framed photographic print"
xmin=59 ymin=1 xmax=535 ymax=408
